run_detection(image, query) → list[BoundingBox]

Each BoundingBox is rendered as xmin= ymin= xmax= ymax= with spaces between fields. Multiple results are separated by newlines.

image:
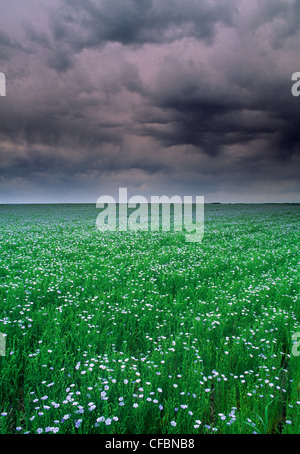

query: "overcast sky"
xmin=0 ymin=0 xmax=300 ymax=203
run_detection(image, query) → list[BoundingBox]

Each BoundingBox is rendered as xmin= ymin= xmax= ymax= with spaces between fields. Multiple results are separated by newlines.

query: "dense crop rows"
xmin=0 ymin=203 xmax=299 ymax=434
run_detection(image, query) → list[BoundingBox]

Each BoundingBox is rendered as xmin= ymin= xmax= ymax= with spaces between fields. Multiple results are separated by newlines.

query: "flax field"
xmin=0 ymin=203 xmax=299 ymax=434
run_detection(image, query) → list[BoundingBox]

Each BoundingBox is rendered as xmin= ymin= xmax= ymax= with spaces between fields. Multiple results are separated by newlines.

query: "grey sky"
xmin=0 ymin=0 xmax=299 ymax=203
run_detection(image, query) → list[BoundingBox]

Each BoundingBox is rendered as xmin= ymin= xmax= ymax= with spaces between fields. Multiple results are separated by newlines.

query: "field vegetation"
xmin=0 ymin=203 xmax=299 ymax=434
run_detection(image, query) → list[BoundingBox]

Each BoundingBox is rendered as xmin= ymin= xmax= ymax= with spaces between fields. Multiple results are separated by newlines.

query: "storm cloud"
xmin=0 ymin=0 xmax=299 ymax=202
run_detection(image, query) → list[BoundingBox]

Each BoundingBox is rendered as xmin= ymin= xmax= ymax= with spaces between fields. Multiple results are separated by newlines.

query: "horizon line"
xmin=0 ymin=201 xmax=299 ymax=205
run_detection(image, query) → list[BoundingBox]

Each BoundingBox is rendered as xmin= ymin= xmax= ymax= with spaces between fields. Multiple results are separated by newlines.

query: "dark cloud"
xmin=0 ymin=29 xmax=26 ymax=63
xmin=52 ymin=0 xmax=237 ymax=48
xmin=0 ymin=0 xmax=299 ymax=202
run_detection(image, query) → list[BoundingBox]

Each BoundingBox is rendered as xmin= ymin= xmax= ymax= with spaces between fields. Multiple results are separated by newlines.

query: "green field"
xmin=0 ymin=203 xmax=299 ymax=434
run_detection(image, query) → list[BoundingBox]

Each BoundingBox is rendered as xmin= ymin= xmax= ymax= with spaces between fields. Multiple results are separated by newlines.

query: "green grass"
xmin=0 ymin=203 xmax=299 ymax=434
